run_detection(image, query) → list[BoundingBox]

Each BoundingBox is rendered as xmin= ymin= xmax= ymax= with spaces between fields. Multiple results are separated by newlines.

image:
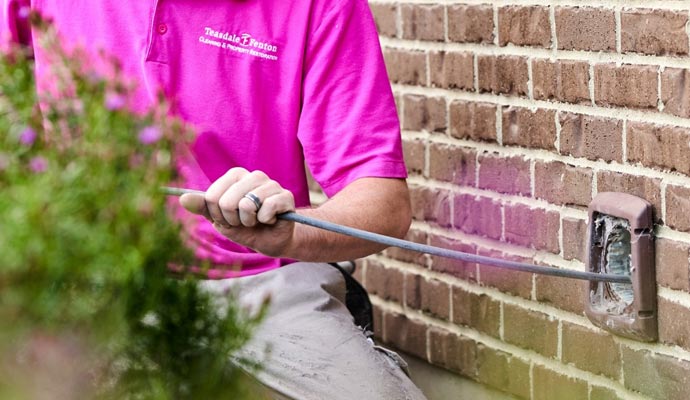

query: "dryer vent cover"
xmin=585 ymin=192 xmax=657 ymax=342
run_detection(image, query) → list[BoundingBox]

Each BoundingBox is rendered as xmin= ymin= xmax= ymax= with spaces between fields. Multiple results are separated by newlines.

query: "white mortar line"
xmin=473 ymin=54 xmax=480 ymax=93
xmin=659 ymin=286 xmax=690 ymax=308
xmin=495 ymin=103 xmax=503 ymax=145
xmin=557 ymin=320 xmax=563 ymax=361
xmin=371 ymin=260 xmax=690 ymax=363
xmin=529 ymin=363 xmax=535 ymax=400
xmin=500 ymin=203 xmax=507 ymax=243
xmin=655 ymin=226 xmax=690 ymax=243
xmin=554 ymin=110 xmax=561 ymax=155
xmin=408 ymin=175 xmax=589 ymax=217
xmin=406 ymin=133 xmax=690 ymax=187
xmin=370 ymin=258 xmax=690 ymax=362
xmin=621 ymin=119 xmax=628 ymax=163
xmin=380 ymin=37 xmax=690 ymax=69
xmin=589 ymin=62 xmax=597 ymax=106
xmin=531 ymin=274 xmax=537 ymax=301
xmin=499 ymin=301 xmax=505 ymax=340
xmin=372 ymin=0 xmax=690 ymax=11
xmin=372 ymin=296 xmax=660 ymax=400
xmin=527 ymin=56 xmax=534 ymax=100
xmin=392 ymin=83 xmax=690 ymax=129
xmin=530 ymin=160 xmax=536 ymax=198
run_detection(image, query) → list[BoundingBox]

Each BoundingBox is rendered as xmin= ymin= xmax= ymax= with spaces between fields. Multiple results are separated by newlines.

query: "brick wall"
xmin=360 ymin=1 xmax=690 ymax=399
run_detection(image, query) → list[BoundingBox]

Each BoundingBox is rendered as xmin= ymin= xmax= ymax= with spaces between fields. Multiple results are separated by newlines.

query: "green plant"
xmin=0 ymin=13 xmax=264 ymax=399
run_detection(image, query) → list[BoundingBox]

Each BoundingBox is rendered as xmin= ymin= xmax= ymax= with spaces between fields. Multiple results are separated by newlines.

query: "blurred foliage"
xmin=0 ymin=12 xmax=266 ymax=399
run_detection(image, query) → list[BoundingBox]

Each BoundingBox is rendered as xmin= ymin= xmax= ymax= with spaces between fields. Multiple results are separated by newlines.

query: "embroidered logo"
xmin=199 ymin=27 xmax=279 ymax=61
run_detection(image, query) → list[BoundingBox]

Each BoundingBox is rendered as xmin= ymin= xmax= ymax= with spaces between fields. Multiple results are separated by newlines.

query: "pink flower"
xmin=104 ymin=92 xmax=125 ymax=110
xmin=138 ymin=126 xmax=162 ymax=145
xmin=29 ymin=156 xmax=48 ymax=173
xmin=19 ymin=127 xmax=37 ymax=146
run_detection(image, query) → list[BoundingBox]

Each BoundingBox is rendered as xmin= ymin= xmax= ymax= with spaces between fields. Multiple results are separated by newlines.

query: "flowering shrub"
xmin=0 ymin=14 xmax=263 ymax=399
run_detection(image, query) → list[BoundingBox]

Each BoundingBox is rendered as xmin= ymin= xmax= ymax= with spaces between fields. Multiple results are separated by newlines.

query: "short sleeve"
xmin=297 ymin=0 xmax=406 ymax=197
xmin=0 ymin=0 xmax=32 ymax=52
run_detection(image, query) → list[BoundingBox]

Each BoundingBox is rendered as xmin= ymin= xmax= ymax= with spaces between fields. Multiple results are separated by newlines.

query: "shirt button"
xmin=157 ymin=23 xmax=168 ymax=35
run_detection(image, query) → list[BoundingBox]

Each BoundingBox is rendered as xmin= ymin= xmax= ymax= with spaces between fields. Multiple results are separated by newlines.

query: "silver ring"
xmin=243 ymin=192 xmax=262 ymax=212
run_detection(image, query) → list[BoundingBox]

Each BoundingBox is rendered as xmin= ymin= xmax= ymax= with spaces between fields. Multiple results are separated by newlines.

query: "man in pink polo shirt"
xmin=2 ymin=1 xmax=427 ymax=399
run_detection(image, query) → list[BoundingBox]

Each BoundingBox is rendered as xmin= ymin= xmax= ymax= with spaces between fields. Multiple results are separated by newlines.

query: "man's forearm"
xmin=283 ymin=177 xmax=411 ymax=262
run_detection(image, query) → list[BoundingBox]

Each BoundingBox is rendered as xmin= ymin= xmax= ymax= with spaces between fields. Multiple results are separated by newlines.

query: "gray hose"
xmin=162 ymin=187 xmax=631 ymax=284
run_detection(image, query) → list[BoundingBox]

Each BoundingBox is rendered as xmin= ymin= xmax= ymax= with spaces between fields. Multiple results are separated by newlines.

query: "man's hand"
xmin=179 ymin=167 xmax=296 ymax=257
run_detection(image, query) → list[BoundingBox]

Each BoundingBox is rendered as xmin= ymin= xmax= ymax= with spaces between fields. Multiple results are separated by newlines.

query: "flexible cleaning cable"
xmin=162 ymin=187 xmax=632 ymax=284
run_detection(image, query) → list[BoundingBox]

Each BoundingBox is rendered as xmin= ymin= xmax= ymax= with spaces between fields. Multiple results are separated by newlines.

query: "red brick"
xmin=621 ymin=9 xmax=689 ymax=56
xmin=477 ymin=248 xmax=533 ymax=300
xmin=402 ymin=95 xmax=446 ymax=133
xmin=535 ymin=274 xmax=586 ymax=315
xmin=498 ymin=6 xmax=551 ymax=47
xmin=533 ymin=364 xmax=588 ymax=400
xmin=656 ymin=238 xmax=690 ymax=292
xmin=478 ymin=153 xmax=531 ymax=196
xmin=452 ymin=286 xmax=501 ymax=338
xmin=559 ymin=113 xmax=623 ymax=162
xmin=658 ymin=297 xmax=690 ymax=352
xmin=590 ymin=387 xmax=624 ymax=400
xmin=476 ymin=346 xmax=530 ymax=399
xmin=562 ymin=217 xmax=587 ymax=262
xmin=384 ymin=228 xmax=428 ymax=267
xmin=420 ymin=278 xmax=451 ymax=320
xmin=401 ymin=4 xmax=445 ymax=42
xmin=383 ymin=48 xmax=426 ymax=86
xmin=532 ymin=59 xmax=590 ymax=104
xmin=594 ymin=63 xmax=659 ymax=109
xmin=556 ymin=7 xmax=616 ymax=52
xmin=504 ymin=204 xmax=560 ymax=254
xmin=448 ymin=4 xmax=494 ymax=44
xmin=449 ymin=101 xmax=497 ymax=142
xmin=661 ymin=68 xmax=690 ymax=118
xmin=562 ymin=322 xmax=621 ymax=379
xmin=402 ymin=137 xmax=424 ymax=176
xmin=477 ymin=55 xmax=529 ymax=96
xmin=502 ymin=107 xmax=557 ymax=151
xmin=454 ymin=194 xmax=502 ymax=241
xmin=428 ymin=234 xmax=477 ymax=282
xmin=404 ymin=273 xmax=422 ymax=310
xmin=428 ymin=328 xmax=478 ymax=376
xmin=428 ymin=143 xmax=476 ymax=186
xmin=666 ymin=184 xmax=690 ymax=232
xmin=372 ymin=303 xmax=384 ymax=338
xmin=596 ymin=171 xmax=662 ymax=220
xmin=534 ymin=161 xmax=593 ymax=207
xmin=369 ymin=3 xmax=397 ymax=38
xmin=627 ymin=122 xmax=690 ymax=175
xmin=622 ymin=346 xmax=690 ymax=400
xmin=504 ymin=304 xmax=558 ymax=358
xmin=408 ymin=185 xmax=452 ymax=227
xmin=429 ymin=51 xmax=474 ymax=91
xmin=364 ymin=259 xmax=404 ymax=304
xmin=383 ymin=312 xmax=427 ymax=360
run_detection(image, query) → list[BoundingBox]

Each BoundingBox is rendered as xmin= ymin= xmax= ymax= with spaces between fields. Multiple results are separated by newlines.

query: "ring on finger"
xmin=243 ymin=192 xmax=262 ymax=212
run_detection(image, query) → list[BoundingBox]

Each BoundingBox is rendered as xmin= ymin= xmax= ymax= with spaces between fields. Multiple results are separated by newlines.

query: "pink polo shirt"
xmin=2 ymin=0 xmax=406 ymax=277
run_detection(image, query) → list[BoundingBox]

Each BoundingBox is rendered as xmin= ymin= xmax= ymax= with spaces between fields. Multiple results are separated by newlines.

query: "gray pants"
xmin=201 ymin=262 xmax=427 ymax=400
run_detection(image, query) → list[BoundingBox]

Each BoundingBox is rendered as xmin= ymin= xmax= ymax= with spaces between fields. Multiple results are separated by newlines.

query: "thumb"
xmin=179 ymin=193 xmax=211 ymax=220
